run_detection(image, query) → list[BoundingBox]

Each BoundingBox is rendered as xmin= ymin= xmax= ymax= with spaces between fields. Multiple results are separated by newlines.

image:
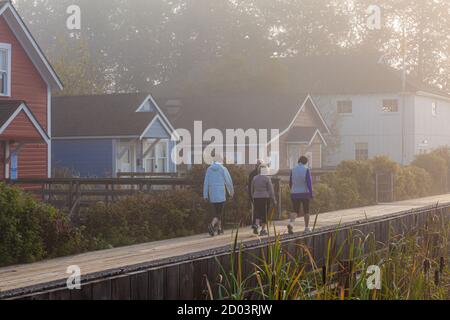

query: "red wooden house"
xmin=0 ymin=1 xmax=62 ymax=180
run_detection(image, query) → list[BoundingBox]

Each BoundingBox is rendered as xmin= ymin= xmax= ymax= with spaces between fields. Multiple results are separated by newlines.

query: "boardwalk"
xmin=0 ymin=194 xmax=449 ymax=298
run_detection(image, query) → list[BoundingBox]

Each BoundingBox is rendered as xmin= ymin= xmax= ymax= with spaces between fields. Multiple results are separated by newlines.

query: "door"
xmin=116 ymin=141 xmax=134 ymax=173
xmin=144 ymin=140 xmax=168 ymax=173
xmin=287 ymin=144 xmax=302 ymax=169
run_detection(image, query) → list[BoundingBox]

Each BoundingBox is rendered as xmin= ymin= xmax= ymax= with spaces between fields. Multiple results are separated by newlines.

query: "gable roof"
xmin=285 ymin=127 xmax=318 ymax=143
xmin=0 ymin=100 xmax=49 ymax=142
xmin=52 ymin=93 xmax=173 ymax=138
xmin=0 ymin=1 xmax=62 ymax=90
xmin=282 ymin=54 xmax=449 ymax=97
xmin=285 ymin=127 xmax=327 ymax=146
xmin=0 ymin=100 xmax=18 ymax=127
xmin=155 ymin=94 xmax=329 ymax=136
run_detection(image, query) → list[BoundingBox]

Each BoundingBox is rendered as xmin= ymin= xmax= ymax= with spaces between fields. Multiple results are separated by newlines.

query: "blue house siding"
xmin=142 ymin=118 xmax=171 ymax=139
xmin=52 ymin=139 xmax=114 ymax=177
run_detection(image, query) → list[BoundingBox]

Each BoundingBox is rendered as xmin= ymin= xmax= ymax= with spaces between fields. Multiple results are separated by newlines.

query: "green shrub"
xmin=412 ymin=152 xmax=448 ymax=193
xmin=336 ymin=160 xmax=375 ymax=206
xmin=0 ymin=183 xmax=79 ymax=267
xmin=311 ymin=183 xmax=336 ymax=214
xmin=321 ymin=173 xmax=361 ymax=210
xmin=395 ymin=166 xmax=432 ymax=200
xmin=76 ymin=189 xmax=208 ymax=250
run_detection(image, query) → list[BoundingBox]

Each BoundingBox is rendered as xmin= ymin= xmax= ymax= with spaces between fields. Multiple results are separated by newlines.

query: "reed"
xmin=211 ymin=207 xmax=449 ymax=300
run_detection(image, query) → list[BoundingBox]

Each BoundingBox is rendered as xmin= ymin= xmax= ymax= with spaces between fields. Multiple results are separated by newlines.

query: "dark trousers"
xmin=292 ymin=199 xmax=310 ymax=216
xmin=211 ymin=202 xmax=225 ymax=221
xmin=253 ymin=198 xmax=270 ymax=224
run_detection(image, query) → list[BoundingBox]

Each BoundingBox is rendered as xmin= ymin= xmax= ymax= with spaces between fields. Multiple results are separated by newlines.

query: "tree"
xmin=50 ymin=38 xmax=112 ymax=95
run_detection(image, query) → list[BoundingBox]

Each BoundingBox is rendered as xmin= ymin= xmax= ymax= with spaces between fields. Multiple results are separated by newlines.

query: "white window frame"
xmin=337 ymin=100 xmax=353 ymax=115
xmin=381 ymin=99 xmax=399 ymax=113
xmin=0 ymin=43 xmax=12 ymax=97
xmin=355 ymin=143 xmax=369 ymax=161
xmin=431 ymin=101 xmax=438 ymax=117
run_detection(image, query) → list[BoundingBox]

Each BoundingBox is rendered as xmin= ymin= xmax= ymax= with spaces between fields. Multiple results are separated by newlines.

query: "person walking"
xmin=251 ymin=163 xmax=277 ymax=237
xmin=288 ymin=156 xmax=313 ymax=235
xmin=248 ymin=160 xmax=262 ymax=227
xmin=203 ymin=157 xmax=234 ymax=237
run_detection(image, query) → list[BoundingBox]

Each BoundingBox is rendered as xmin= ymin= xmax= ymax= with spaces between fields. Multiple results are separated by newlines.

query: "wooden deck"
xmin=1 ymin=194 xmax=450 ymax=297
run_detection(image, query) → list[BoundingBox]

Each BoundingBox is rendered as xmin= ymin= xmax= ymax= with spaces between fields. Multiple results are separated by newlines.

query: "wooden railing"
xmin=5 ymin=177 xmax=191 ymax=213
xmin=4 ymin=176 xmax=283 ymax=217
xmin=117 ymin=172 xmax=179 ymax=179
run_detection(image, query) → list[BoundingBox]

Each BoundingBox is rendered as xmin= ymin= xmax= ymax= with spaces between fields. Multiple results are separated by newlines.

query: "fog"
xmin=11 ymin=0 xmax=450 ymax=97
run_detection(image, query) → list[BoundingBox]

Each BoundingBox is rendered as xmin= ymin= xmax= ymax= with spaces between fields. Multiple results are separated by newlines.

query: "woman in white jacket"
xmin=203 ymin=160 xmax=234 ymax=236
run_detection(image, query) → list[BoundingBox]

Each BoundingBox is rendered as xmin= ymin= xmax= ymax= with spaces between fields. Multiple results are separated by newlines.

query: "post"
xmin=4 ymin=141 xmax=10 ymax=179
xmin=273 ymin=178 xmax=282 ymax=220
xmin=375 ymin=173 xmax=379 ymax=204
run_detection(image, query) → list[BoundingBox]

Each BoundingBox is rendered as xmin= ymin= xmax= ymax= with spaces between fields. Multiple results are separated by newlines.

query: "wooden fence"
xmin=4 ymin=202 xmax=448 ymax=300
xmin=5 ymin=177 xmax=191 ymax=213
xmin=4 ymin=177 xmax=283 ymax=216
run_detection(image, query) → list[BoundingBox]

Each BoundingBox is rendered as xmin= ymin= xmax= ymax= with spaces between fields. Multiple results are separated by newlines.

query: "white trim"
xmin=135 ymin=94 xmax=178 ymax=138
xmin=0 ymin=42 xmax=12 ymax=97
xmin=0 ymin=2 xmax=63 ymax=90
xmin=284 ymin=129 xmax=327 ymax=147
xmin=309 ymin=129 xmax=328 ymax=147
xmin=139 ymin=114 xmax=173 ymax=140
xmin=268 ymin=94 xmax=330 ymax=145
xmin=416 ymin=91 xmax=450 ymax=103
xmin=47 ymin=86 xmax=51 ymax=177
xmin=319 ymin=144 xmax=323 ymax=169
xmin=0 ymin=102 xmax=50 ymax=143
xmin=53 ymin=135 xmax=139 ymax=140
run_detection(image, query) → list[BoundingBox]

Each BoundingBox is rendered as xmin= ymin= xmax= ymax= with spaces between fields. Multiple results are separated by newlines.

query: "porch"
xmin=0 ymin=101 xmax=49 ymax=179
xmin=114 ymin=138 xmax=176 ymax=176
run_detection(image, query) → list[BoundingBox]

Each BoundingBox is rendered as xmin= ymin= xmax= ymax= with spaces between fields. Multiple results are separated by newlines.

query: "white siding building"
xmin=312 ymin=92 xmax=450 ymax=167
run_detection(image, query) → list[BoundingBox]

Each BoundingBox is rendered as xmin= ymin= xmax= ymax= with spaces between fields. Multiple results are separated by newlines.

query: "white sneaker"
xmin=304 ymin=227 xmax=311 ymax=233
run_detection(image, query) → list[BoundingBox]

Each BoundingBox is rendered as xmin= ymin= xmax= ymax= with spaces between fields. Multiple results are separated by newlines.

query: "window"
xmin=432 ymin=101 xmax=438 ymax=116
xmin=355 ymin=143 xmax=369 ymax=161
xmin=382 ymin=99 xmax=399 ymax=113
xmin=337 ymin=100 xmax=353 ymax=114
xmin=0 ymin=43 xmax=11 ymax=96
xmin=144 ymin=140 xmax=168 ymax=173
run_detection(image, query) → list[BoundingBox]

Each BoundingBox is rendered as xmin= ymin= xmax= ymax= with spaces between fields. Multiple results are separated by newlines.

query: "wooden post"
xmin=375 ymin=173 xmax=379 ymax=204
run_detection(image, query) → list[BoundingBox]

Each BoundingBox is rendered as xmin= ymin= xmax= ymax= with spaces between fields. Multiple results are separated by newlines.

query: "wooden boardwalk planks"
xmin=1 ymin=194 xmax=449 ymax=300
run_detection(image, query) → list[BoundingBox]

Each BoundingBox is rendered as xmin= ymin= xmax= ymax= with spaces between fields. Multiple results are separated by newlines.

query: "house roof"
xmin=0 ymin=1 xmax=63 ymax=90
xmin=0 ymin=100 xmax=20 ymax=127
xmin=282 ymin=54 xmax=449 ymax=97
xmin=155 ymin=94 xmax=329 ymax=135
xmin=52 ymin=93 xmax=161 ymax=138
xmin=0 ymin=100 xmax=49 ymax=141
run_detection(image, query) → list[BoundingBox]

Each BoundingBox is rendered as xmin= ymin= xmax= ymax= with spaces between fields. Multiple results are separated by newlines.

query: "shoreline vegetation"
xmin=212 ymin=210 xmax=449 ymax=300
xmin=1 ymin=150 xmax=450 ymax=270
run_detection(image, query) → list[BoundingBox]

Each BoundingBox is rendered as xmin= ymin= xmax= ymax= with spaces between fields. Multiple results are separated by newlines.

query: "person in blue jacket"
xmin=288 ymin=156 xmax=313 ymax=235
xmin=203 ymin=158 xmax=234 ymax=237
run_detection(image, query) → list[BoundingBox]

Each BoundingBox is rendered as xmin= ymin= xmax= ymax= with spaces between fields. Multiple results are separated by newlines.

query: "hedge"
xmin=0 ymin=183 xmax=83 ymax=267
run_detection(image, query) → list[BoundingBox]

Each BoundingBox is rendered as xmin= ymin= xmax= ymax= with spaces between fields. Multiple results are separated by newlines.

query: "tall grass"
xmin=210 ymin=209 xmax=449 ymax=300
